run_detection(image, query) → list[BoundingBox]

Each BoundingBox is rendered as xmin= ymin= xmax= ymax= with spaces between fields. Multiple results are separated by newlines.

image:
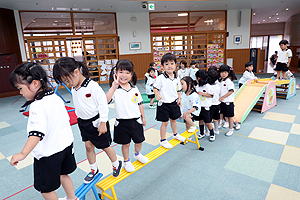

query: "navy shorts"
xmin=220 ymin=102 xmax=234 ymax=117
xmin=275 ymin=62 xmax=288 ymax=72
xmin=147 ymin=94 xmax=155 ymax=99
xmin=34 ymin=143 xmax=76 ymax=193
xmin=195 ymin=107 xmax=212 ymax=123
xmin=210 ymin=104 xmax=221 ymax=120
xmin=156 ymin=101 xmax=181 ymax=122
xmin=114 ymin=118 xmax=145 ymax=144
xmin=77 ymin=114 xmax=112 ymax=149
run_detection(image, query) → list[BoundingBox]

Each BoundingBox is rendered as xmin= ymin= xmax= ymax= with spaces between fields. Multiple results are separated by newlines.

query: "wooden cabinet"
xmin=0 ymin=53 xmax=18 ymax=93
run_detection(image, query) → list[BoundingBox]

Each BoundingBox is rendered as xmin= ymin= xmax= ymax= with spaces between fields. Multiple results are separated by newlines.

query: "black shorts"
xmin=210 ymin=104 xmax=221 ymax=120
xmin=239 ymin=83 xmax=243 ymax=88
xmin=77 ymin=114 xmax=112 ymax=149
xmin=148 ymin=94 xmax=155 ymax=99
xmin=195 ymin=107 xmax=212 ymax=123
xmin=275 ymin=62 xmax=288 ymax=72
xmin=34 ymin=143 xmax=76 ymax=193
xmin=114 ymin=118 xmax=145 ymax=144
xmin=156 ymin=101 xmax=181 ymax=122
xmin=220 ymin=102 xmax=234 ymax=117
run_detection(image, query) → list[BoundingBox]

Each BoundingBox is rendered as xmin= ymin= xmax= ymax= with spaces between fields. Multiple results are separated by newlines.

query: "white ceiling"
xmin=0 ymin=0 xmax=299 ymax=24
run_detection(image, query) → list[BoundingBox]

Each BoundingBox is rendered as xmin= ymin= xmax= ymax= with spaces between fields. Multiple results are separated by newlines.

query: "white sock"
xmin=90 ymin=162 xmax=98 ymax=171
xmin=213 ymin=121 xmax=219 ymax=131
xmin=112 ymin=160 xmax=119 ymax=168
xmin=204 ymin=125 xmax=209 ymax=132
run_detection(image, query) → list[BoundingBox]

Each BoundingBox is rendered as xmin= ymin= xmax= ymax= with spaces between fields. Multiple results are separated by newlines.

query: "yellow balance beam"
xmin=96 ymin=129 xmax=203 ymax=200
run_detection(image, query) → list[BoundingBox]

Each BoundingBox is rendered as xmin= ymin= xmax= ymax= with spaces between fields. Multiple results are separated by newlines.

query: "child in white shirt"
xmin=238 ymin=62 xmax=258 ymax=88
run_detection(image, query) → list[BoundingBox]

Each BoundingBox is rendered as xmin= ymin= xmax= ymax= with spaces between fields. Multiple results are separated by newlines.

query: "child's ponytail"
xmin=77 ymin=61 xmax=89 ymax=77
xmin=195 ymin=69 xmax=211 ymax=86
xmin=131 ymin=71 xmax=137 ymax=85
xmin=109 ymin=66 xmax=116 ymax=87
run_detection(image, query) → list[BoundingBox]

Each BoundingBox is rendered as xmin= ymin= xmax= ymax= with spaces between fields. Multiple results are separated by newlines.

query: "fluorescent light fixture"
xmin=204 ymin=19 xmax=213 ymax=23
xmin=72 ymin=8 xmax=79 ymax=11
xmin=161 ymin=27 xmax=168 ymax=29
xmin=56 ymin=7 xmax=70 ymax=11
xmin=263 ymin=20 xmax=265 ymax=21
xmin=178 ymin=13 xmax=188 ymax=16
xmin=81 ymin=8 xmax=91 ymax=11
xmin=277 ymin=18 xmax=279 ymax=19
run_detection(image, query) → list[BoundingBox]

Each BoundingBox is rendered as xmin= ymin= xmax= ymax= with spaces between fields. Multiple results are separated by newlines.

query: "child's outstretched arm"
xmin=10 ymin=136 xmax=40 ymax=166
xmin=177 ymin=91 xmax=182 ymax=107
xmin=106 ymin=75 xmax=119 ymax=103
xmin=139 ymin=104 xmax=146 ymax=126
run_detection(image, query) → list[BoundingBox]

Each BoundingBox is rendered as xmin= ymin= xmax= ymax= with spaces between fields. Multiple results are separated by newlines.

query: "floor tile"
xmin=0 ymin=121 xmax=10 ymax=129
xmin=224 ymin=151 xmax=279 ymax=183
xmin=280 ymin=145 xmax=300 ymax=167
xmin=248 ymin=127 xmax=289 ymax=145
xmin=263 ymin=112 xmax=295 ymax=123
xmin=286 ymin=134 xmax=300 ymax=148
xmin=77 ymin=152 xmax=123 ymax=178
xmin=290 ymin=123 xmax=300 ymax=135
xmin=144 ymin=128 xmax=172 ymax=146
xmin=266 ymin=184 xmax=300 ymax=200
xmin=0 ymin=152 xmax=5 ymax=160
xmin=6 ymin=152 xmax=34 ymax=170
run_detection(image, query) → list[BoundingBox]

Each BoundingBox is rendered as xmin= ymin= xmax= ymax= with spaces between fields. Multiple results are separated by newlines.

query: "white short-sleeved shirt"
xmin=146 ymin=76 xmax=155 ymax=95
xmin=238 ymin=71 xmax=257 ymax=85
xmin=189 ymin=68 xmax=199 ymax=81
xmin=112 ymin=82 xmax=143 ymax=119
xmin=211 ymin=80 xmax=221 ymax=105
xmin=177 ymin=68 xmax=190 ymax=80
xmin=277 ymin=49 xmax=292 ymax=63
xmin=181 ymin=91 xmax=201 ymax=116
xmin=196 ymin=83 xmax=214 ymax=109
xmin=72 ymin=78 xmax=108 ymax=122
xmin=153 ymin=72 xmax=182 ymax=103
xmin=27 ymin=92 xmax=74 ymax=160
xmin=219 ymin=78 xmax=235 ymax=103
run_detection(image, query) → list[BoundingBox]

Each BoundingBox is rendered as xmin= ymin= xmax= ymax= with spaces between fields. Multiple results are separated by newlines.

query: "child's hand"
xmin=10 ymin=153 xmax=26 ymax=166
xmin=156 ymin=94 xmax=162 ymax=100
xmin=98 ymin=122 xmax=107 ymax=136
xmin=142 ymin=117 xmax=147 ymax=126
xmin=177 ymin=99 xmax=182 ymax=107
xmin=112 ymin=75 xmax=119 ymax=89
xmin=219 ymin=97 xmax=225 ymax=102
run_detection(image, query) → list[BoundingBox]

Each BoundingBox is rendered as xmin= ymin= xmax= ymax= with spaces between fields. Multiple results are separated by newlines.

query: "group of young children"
xmin=8 ymin=39 xmax=294 ymax=200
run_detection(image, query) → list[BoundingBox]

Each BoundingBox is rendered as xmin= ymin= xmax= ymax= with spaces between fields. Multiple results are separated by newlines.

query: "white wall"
xmin=227 ymin=9 xmax=251 ymax=49
xmin=117 ymin=12 xmax=151 ymax=55
xmin=13 ymin=10 xmax=27 ymax=62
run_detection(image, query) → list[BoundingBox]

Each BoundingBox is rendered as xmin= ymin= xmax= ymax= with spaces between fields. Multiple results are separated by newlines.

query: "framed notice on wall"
xmin=233 ymin=35 xmax=242 ymax=44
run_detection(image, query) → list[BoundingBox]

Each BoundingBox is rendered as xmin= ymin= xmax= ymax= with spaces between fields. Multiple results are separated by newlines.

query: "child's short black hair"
xmin=148 ymin=67 xmax=155 ymax=73
xmin=245 ymin=62 xmax=253 ymax=68
xmin=279 ymin=40 xmax=288 ymax=45
xmin=195 ymin=69 xmax=211 ymax=86
xmin=190 ymin=61 xmax=196 ymax=66
xmin=180 ymin=60 xmax=187 ymax=68
xmin=208 ymin=68 xmax=218 ymax=84
xmin=161 ymin=53 xmax=176 ymax=65
xmin=150 ymin=62 xmax=155 ymax=67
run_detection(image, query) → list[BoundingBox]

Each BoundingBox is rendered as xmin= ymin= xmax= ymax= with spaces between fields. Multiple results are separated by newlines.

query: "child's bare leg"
xmin=122 ymin=143 xmax=130 ymax=161
xmin=150 ymin=98 xmax=154 ymax=106
xmin=205 ymin=122 xmax=213 ymax=130
xmin=134 ymin=142 xmax=142 ymax=153
xmin=276 ymin=71 xmax=280 ymax=79
xmin=170 ymin=119 xmax=177 ymax=134
xmin=41 ymin=191 xmax=58 ymax=200
xmin=61 ymin=175 xmax=76 ymax=200
xmin=229 ymin=117 xmax=234 ymax=129
xmin=160 ymin=121 xmax=168 ymax=140
xmin=85 ymin=141 xmax=96 ymax=164
xmin=282 ymin=71 xmax=286 ymax=79
xmin=185 ymin=117 xmax=194 ymax=130
xmin=103 ymin=146 xmax=117 ymax=162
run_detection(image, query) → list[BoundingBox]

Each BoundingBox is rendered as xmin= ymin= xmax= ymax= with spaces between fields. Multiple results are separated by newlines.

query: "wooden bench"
xmin=96 ymin=129 xmax=203 ymax=200
xmin=75 ymin=173 xmax=103 ymax=200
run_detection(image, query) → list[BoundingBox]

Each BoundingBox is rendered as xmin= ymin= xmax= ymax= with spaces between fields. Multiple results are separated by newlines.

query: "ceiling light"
xmin=253 ymin=12 xmax=256 ymax=15
xmin=258 ymin=22 xmax=260 ymax=24
xmin=54 ymin=20 xmax=58 ymax=22
xmin=286 ymin=8 xmax=289 ymax=10
xmin=276 ymin=13 xmax=279 ymax=15
xmin=263 ymin=20 xmax=265 ymax=21
xmin=80 ymin=19 xmax=83 ymax=22
xmin=277 ymin=18 xmax=279 ymax=20
xmin=276 ymin=20 xmax=278 ymax=22
xmin=178 ymin=13 xmax=188 ymax=16
xmin=81 ymin=8 xmax=91 ymax=11
xmin=161 ymin=27 xmax=168 ymax=29
xmin=204 ymin=19 xmax=213 ymax=23
xmin=56 ymin=7 xmax=70 ymax=11
xmin=269 ymin=16 xmax=271 ymax=19
xmin=32 ymin=20 xmax=36 ymax=23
